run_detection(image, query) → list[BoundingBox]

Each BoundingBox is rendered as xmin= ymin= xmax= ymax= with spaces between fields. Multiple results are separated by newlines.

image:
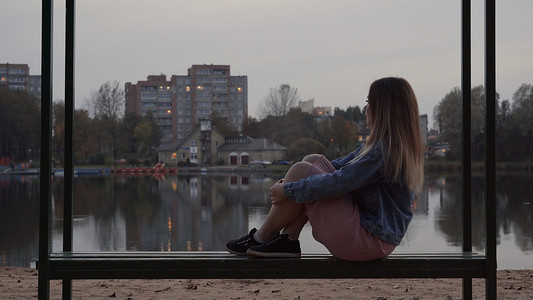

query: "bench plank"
xmin=48 ymin=251 xmax=487 ymax=280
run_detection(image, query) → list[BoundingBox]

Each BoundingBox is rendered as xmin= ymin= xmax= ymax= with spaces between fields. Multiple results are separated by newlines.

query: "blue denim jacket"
xmin=283 ymin=144 xmax=414 ymax=246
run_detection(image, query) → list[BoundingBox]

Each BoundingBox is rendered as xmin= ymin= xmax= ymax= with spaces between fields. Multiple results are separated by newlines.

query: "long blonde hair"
xmin=355 ymin=77 xmax=424 ymax=194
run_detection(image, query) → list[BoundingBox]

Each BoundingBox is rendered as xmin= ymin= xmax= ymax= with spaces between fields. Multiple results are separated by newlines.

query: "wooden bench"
xmin=41 ymin=251 xmax=492 ymax=299
xmin=47 ymin=251 xmax=488 ymax=280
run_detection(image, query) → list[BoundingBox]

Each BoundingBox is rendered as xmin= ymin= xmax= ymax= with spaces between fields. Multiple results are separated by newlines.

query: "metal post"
xmin=38 ymin=0 xmax=53 ymax=299
xmin=484 ymin=0 xmax=497 ymax=299
xmin=461 ymin=0 xmax=473 ymax=299
xmin=63 ymin=0 xmax=76 ymax=298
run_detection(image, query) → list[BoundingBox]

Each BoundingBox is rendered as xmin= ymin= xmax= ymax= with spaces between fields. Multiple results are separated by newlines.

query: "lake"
xmin=0 ymin=171 xmax=532 ymax=269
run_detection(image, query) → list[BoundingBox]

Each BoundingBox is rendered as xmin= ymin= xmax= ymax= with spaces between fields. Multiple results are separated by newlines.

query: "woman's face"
xmin=364 ymin=98 xmax=371 ymax=127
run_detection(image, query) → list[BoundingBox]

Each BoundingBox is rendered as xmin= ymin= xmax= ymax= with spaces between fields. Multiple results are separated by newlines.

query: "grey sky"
xmin=2 ymin=0 xmax=532 ymax=128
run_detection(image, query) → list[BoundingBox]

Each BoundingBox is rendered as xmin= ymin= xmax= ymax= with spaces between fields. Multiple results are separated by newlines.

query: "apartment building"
xmin=125 ymin=75 xmax=173 ymax=144
xmin=28 ymin=75 xmax=42 ymax=99
xmin=0 ymin=63 xmax=30 ymax=92
xmin=0 ymin=63 xmax=41 ymax=100
xmin=298 ymin=98 xmax=332 ymax=119
xmin=125 ymin=65 xmax=248 ymax=145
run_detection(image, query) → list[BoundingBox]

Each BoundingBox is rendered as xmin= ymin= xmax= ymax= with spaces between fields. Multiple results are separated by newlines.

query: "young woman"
xmin=226 ymin=77 xmax=424 ymax=261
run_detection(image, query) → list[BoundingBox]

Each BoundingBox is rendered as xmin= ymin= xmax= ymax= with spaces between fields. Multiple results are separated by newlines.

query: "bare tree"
xmin=87 ymin=80 xmax=124 ymax=121
xmin=258 ymin=84 xmax=300 ymax=119
xmin=86 ymin=80 xmax=125 ymax=158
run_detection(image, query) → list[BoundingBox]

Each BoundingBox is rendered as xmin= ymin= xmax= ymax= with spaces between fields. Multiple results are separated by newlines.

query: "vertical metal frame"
xmin=484 ymin=0 xmax=498 ymax=298
xmin=461 ymin=0 xmax=473 ymax=298
xmin=38 ymin=0 xmax=53 ymax=299
xmin=63 ymin=0 xmax=76 ymax=298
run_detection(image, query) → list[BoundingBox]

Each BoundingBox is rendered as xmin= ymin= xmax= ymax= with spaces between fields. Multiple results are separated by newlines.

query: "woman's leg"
xmin=305 ymin=196 xmax=396 ymax=261
xmin=280 ymin=210 xmax=308 ymax=240
xmin=257 ymin=160 xmax=314 ymax=242
xmin=302 ymin=154 xmax=321 ymax=164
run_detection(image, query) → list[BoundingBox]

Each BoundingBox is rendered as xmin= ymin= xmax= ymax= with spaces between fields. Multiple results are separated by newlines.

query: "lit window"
xmin=167 ymin=110 xmax=171 ymax=114
xmin=237 ymin=87 xmax=242 ymax=92
xmin=185 ymin=86 xmax=190 ymax=92
xmin=197 ymin=86 xmax=203 ymax=91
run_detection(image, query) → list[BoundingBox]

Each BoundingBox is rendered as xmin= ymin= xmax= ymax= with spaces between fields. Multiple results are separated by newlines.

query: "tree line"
xmin=432 ymin=83 xmax=533 ymax=161
xmin=0 ymin=81 xmax=161 ymax=166
xmin=0 ymin=87 xmax=40 ymax=163
xmin=1 ymin=81 xmax=532 ymax=166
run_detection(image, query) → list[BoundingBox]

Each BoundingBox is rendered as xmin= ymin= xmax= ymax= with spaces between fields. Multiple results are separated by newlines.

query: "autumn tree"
xmin=116 ymin=112 xmax=142 ymax=156
xmin=252 ymin=108 xmax=318 ymax=147
xmin=433 ymin=86 xmax=503 ymax=160
xmin=433 ymin=87 xmax=463 ymax=159
xmin=241 ymin=117 xmax=261 ymax=137
xmin=142 ymin=111 xmax=161 ymax=156
xmin=52 ymin=101 xmax=99 ymax=164
xmin=330 ymin=116 xmax=358 ymax=157
xmin=334 ymin=106 xmax=366 ymax=126
xmin=73 ymin=109 xmax=98 ymax=163
xmin=315 ymin=114 xmax=359 ymax=159
xmin=0 ymin=88 xmax=40 ymax=162
xmin=287 ymin=138 xmax=326 ymax=161
xmin=509 ymin=84 xmax=533 ymax=159
xmin=492 ymin=98 xmax=512 ymax=160
xmin=210 ymin=111 xmax=238 ymax=137
xmin=52 ymin=102 xmax=66 ymax=161
xmin=134 ymin=121 xmax=154 ymax=157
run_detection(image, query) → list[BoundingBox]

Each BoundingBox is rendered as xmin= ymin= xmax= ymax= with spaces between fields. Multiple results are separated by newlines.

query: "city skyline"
xmin=1 ymin=1 xmax=532 ymax=128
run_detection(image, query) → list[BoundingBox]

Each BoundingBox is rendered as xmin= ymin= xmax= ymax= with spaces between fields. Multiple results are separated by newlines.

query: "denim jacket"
xmin=283 ymin=144 xmax=414 ymax=246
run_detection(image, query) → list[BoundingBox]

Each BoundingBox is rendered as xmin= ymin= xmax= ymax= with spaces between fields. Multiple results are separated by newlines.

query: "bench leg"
xmin=462 ymin=277 xmax=472 ymax=300
xmin=62 ymin=279 xmax=72 ymax=300
xmin=486 ymin=270 xmax=497 ymax=300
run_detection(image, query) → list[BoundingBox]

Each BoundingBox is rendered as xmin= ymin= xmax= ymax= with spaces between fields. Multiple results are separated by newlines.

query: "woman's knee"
xmin=284 ymin=161 xmax=313 ymax=181
xmin=302 ymin=154 xmax=322 ymax=164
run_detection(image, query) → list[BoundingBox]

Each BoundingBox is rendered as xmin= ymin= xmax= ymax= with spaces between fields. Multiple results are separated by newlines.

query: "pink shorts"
xmin=303 ymin=155 xmax=396 ymax=261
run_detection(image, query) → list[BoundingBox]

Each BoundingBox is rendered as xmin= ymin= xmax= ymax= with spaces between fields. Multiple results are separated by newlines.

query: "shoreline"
xmin=2 ymin=267 xmax=532 ymax=299
xmin=3 ymin=160 xmax=533 ymax=176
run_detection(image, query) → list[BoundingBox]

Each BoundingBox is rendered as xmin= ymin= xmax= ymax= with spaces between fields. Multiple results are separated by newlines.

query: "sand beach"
xmin=1 ymin=267 xmax=532 ymax=299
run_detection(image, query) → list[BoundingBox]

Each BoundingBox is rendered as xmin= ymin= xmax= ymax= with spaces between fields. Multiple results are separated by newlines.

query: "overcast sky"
xmin=2 ymin=0 xmax=532 ymax=128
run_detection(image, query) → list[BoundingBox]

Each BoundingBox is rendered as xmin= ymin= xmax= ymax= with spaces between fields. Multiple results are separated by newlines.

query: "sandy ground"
xmin=1 ymin=267 xmax=532 ymax=299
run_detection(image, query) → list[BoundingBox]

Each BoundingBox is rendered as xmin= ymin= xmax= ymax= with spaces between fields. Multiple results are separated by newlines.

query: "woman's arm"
xmin=284 ymin=151 xmax=383 ymax=203
xmin=330 ymin=144 xmax=364 ymax=169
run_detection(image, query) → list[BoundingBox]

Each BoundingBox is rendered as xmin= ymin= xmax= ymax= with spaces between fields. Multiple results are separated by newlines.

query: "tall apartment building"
xmin=125 ymin=75 xmax=173 ymax=143
xmin=0 ymin=63 xmax=30 ymax=92
xmin=125 ymin=65 xmax=248 ymax=145
xmin=28 ymin=75 xmax=42 ymax=100
xmin=0 ymin=63 xmax=41 ymax=100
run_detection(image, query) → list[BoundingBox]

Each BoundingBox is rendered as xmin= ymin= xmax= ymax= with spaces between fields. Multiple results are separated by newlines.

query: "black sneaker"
xmin=225 ymin=228 xmax=262 ymax=256
xmin=246 ymin=234 xmax=301 ymax=258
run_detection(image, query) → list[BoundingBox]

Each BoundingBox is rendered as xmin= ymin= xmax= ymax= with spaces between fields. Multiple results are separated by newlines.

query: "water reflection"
xmin=0 ymin=172 xmax=532 ymax=268
xmin=55 ymin=174 xmax=275 ymax=253
xmin=0 ymin=175 xmax=40 ymax=267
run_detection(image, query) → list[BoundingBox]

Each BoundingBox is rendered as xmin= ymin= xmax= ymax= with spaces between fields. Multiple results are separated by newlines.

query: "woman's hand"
xmin=270 ymin=179 xmax=288 ymax=205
